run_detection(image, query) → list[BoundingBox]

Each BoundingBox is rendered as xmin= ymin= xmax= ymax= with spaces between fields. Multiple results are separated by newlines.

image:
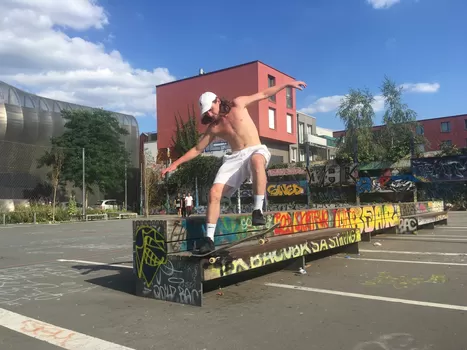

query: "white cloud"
xmin=400 ymin=82 xmax=440 ymax=93
xmin=367 ymin=0 xmax=401 ymax=9
xmin=300 ymin=95 xmax=345 ymax=114
xmin=0 ymin=0 xmax=175 ymax=118
xmin=300 ymin=81 xmax=439 ymax=115
xmin=300 ymin=94 xmax=385 ymax=115
xmin=372 ymin=95 xmax=385 ymax=112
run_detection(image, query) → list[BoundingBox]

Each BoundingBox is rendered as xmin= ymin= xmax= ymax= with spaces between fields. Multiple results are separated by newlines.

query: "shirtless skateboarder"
xmin=161 ymin=80 xmax=307 ymax=253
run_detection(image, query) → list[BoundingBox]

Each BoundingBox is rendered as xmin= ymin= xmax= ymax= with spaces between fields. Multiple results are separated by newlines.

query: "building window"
xmin=298 ymin=122 xmax=305 ymax=143
xmin=464 ymin=120 xmax=467 ymax=129
xmin=307 ymin=125 xmax=312 ymax=136
xmin=268 ymin=75 xmax=276 ymax=103
xmin=286 ymin=87 xmax=293 ymax=108
xmin=291 ymin=148 xmax=297 ymax=162
xmin=286 ymin=113 xmax=293 ymax=133
xmin=299 ymin=148 xmax=305 ymax=162
xmin=441 ymin=121 xmax=451 ymax=133
xmin=268 ymin=108 xmax=276 ymax=129
xmin=416 ymin=125 xmax=424 ymax=135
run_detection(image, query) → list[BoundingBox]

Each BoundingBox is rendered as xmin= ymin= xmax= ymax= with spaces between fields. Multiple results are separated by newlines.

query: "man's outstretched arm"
xmin=233 ymin=80 xmax=307 ymax=108
xmin=161 ymin=127 xmax=215 ymax=177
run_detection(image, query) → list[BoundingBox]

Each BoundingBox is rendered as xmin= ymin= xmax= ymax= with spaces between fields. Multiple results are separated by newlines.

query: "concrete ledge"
xmin=396 ymin=210 xmax=448 ymax=234
xmin=133 ymin=222 xmax=361 ymax=307
xmin=85 ymin=213 xmax=108 ymax=221
xmin=131 ymin=201 xmax=447 ymax=307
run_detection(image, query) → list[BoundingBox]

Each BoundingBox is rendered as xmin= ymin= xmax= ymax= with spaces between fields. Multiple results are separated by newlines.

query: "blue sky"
xmin=1 ymin=0 xmax=465 ymax=134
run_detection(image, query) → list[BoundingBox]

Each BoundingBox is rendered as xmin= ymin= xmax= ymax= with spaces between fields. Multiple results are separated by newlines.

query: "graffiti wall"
xmin=412 ymin=155 xmax=467 ymax=182
xmin=133 ymin=220 xmax=203 ymax=306
xmin=310 ymin=186 xmax=355 ymax=205
xmin=398 ymin=201 xmax=444 ymax=217
xmin=356 ymin=175 xmax=417 ymax=194
xmin=417 ymin=182 xmax=466 ymax=209
xmin=165 ymin=203 xmax=400 ymax=253
xmin=203 ymin=228 xmax=361 ymax=280
xmin=308 ymin=162 xmax=357 ymax=186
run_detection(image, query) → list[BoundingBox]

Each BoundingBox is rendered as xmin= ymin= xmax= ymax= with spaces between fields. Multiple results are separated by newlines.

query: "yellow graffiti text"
xmin=309 ymin=229 xmax=361 ymax=253
xmin=267 ymin=183 xmax=305 ymax=196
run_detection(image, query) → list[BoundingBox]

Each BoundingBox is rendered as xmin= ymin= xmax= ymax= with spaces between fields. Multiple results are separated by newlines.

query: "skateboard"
xmin=192 ymin=223 xmax=280 ymax=264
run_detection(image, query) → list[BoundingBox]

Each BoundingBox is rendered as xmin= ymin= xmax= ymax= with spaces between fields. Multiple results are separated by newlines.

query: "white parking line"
xmin=438 ymin=227 xmax=467 ymax=229
xmin=337 ymin=256 xmax=467 ymax=266
xmin=57 ymin=259 xmax=132 ymax=269
xmin=360 ymin=249 xmax=467 ymax=256
xmin=414 ymin=235 xmax=467 ymax=238
xmin=0 ymin=308 xmax=135 ymax=349
xmin=264 ymin=283 xmax=467 ymax=312
xmin=378 ymin=237 xmax=467 ymax=242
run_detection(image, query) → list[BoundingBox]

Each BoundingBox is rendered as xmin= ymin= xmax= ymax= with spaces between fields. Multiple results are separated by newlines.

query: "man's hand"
xmin=288 ymin=80 xmax=307 ymax=90
xmin=161 ymin=163 xmax=177 ymax=178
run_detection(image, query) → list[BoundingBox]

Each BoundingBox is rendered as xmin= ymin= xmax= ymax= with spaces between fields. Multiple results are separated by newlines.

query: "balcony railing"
xmin=307 ymin=134 xmax=327 ymax=147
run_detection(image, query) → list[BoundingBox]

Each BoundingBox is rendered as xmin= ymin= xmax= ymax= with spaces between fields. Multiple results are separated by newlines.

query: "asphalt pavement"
xmin=0 ymin=213 xmax=466 ymax=349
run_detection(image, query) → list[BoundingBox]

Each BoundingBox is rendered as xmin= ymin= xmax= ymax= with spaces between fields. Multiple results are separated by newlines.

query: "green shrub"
xmin=0 ymin=203 xmax=136 ymax=224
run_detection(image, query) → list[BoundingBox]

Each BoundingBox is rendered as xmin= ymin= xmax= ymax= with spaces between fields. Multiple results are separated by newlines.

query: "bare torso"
xmin=209 ymin=105 xmax=261 ymax=152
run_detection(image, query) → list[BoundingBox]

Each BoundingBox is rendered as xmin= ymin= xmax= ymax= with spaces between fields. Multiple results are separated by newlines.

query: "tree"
xmin=379 ymin=76 xmax=426 ymax=161
xmin=167 ymin=155 xmax=222 ymax=192
xmin=336 ymin=88 xmax=381 ymax=163
xmin=143 ymin=148 xmax=164 ymax=216
xmin=171 ymin=105 xmax=202 ymax=156
xmin=47 ymin=109 xmax=130 ymax=205
xmin=37 ymin=145 xmax=65 ymax=222
xmin=439 ymin=142 xmax=461 ymax=156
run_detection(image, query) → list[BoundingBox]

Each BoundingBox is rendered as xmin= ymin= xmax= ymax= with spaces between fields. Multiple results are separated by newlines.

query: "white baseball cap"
xmin=199 ymin=91 xmax=217 ymax=115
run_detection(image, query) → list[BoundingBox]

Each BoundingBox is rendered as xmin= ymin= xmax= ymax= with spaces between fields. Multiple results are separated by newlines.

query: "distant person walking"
xmin=185 ymin=192 xmax=194 ymax=217
xmin=181 ymin=193 xmax=187 ymax=217
xmin=175 ymin=194 xmax=182 ymax=216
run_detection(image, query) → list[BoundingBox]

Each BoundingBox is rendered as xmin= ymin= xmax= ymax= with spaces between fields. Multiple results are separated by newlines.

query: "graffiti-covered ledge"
xmin=132 ymin=202 xmax=450 ymax=307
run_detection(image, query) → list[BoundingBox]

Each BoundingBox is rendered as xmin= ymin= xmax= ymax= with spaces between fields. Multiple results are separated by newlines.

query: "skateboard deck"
xmin=191 ymin=223 xmax=280 ymax=263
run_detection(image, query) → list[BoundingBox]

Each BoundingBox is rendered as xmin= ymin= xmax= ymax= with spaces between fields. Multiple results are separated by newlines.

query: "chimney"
xmin=199 ymin=68 xmax=204 ymax=75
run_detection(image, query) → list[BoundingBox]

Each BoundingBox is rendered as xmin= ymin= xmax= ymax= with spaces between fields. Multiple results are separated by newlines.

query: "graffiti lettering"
xmin=134 ymin=224 xmax=167 ymax=287
xmin=273 ymin=209 xmax=329 ymax=235
xmin=21 ymin=320 xmax=75 ymax=347
xmin=309 ymin=229 xmax=361 ymax=253
xmin=204 ymin=229 xmax=361 ymax=280
xmin=399 ymin=201 xmax=445 ymax=217
xmin=398 ymin=217 xmax=418 ymax=234
xmin=267 ymin=182 xmax=306 ymax=196
xmin=356 ymin=176 xmax=416 ymax=194
xmin=412 ymin=155 xmax=467 ymax=182
xmin=134 ymin=221 xmax=203 ymax=306
xmin=332 ymin=205 xmax=399 ymax=234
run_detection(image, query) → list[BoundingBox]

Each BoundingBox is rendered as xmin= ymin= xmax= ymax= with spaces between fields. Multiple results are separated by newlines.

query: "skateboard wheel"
xmin=259 ymin=239 xmax=266 ymax=245
xmin=209 ymin=257 xmax=217 ymax=264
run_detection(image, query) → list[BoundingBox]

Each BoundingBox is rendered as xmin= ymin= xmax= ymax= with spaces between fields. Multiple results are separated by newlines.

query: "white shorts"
xmin=213 ymin=144 xmax=271 ymax=197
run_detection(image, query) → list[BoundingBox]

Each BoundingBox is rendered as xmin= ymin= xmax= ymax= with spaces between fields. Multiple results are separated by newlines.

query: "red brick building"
xmin=333 ymin=114 xmax=467 ymax=152
xmin=156 ymin=61 xmax=297 ymax=164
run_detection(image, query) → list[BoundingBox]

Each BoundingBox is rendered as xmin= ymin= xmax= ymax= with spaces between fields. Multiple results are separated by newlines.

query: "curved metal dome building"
xmin=0 ymin=81 xmax=140 ymax=204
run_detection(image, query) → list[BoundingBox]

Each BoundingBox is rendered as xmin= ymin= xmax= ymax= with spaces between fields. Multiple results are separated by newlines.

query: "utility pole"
xmin=82 ymin=148 xmax=86 ymax=217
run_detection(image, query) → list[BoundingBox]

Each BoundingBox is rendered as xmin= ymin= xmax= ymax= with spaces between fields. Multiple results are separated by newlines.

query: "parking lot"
xmin=0 ymin=213 xmax=466 ymax=349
